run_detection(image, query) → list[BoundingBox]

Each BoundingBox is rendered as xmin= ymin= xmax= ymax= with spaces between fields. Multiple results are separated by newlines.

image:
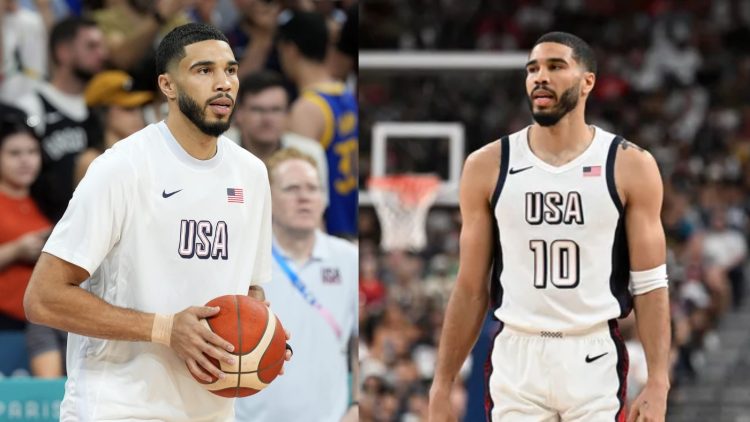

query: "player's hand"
xmin=248 ymin=285 xmax=265 ymax=302
xmin=170 ymin=306 xmax=237 ymax=382
xmin=428 ymin=383 xmax=458 ymax=422
xmin=627 ymin=380 xmax=669 ymax=422
xmin=279 ymin=329 xmax=292 ymax=375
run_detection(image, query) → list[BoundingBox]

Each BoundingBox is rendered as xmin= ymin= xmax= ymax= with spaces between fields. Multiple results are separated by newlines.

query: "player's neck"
xmin=165 ymin=112 xmax=218 ymax=160
xmin=51 ymin=70 xmax=86 ymax=96
xmin=529 ymin=113 xmax=594 ymax=165
xmin=273 ymin=226 xmax=316 ymax=263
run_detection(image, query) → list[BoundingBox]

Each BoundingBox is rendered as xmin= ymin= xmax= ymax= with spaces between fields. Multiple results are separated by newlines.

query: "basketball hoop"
xmin=368 ymin=174 xmax=442 ymax=252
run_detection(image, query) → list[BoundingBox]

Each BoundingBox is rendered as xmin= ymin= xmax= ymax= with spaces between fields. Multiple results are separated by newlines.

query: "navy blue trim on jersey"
xmin=606 ymin=135 xmax=631 ymax=317
xmin=606 ymin=136 xmax=624 ymax=214
xmin=489 ymin=136 xmax=509 ymax=308
xmin=490 ymin=136 xmax=510 ymax=208
xmin=484 ymin=321 xmax=504 ymax=421
xmin=608 ymin=320 xmax=629 ymax=422
xmin=609 ymin=215 xmax=632 ymax=317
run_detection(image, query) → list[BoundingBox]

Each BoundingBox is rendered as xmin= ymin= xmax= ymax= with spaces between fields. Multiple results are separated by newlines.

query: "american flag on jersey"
xmin=583 ymin=165 xmax=601 ymax=177
xmin=227 ymin=188 xmax=244 ymax=203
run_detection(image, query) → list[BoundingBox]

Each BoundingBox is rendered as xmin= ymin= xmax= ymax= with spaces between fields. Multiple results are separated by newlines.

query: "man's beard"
xmin=528 ymin=82 xmax=580 ymax=127
xmin=177 ymin=91 xmax=233 ymax=137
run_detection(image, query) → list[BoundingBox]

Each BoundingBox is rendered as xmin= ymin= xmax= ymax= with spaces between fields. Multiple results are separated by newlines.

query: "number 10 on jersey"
xmin=529 ymin=239 xmax=580 ymax=288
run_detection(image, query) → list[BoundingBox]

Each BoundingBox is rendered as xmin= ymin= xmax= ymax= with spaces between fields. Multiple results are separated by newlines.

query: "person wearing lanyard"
xmin=235 ymin=147 xmax=358 ymax=422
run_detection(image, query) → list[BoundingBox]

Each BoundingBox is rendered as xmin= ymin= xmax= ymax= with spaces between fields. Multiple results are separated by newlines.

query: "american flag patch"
xmin=227 ymin=188 xmax=244 ymax=203
xmin=583 ymin=166 xmax=601 ymax=177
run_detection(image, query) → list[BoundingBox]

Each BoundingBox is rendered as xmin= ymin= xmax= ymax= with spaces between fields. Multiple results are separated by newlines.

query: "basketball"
xmin=191 ymin=295 xmax=287 ymax=397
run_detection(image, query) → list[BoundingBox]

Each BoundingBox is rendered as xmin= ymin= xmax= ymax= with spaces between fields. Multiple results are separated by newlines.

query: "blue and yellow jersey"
xmin=303 ymin=82 xmax=358 ymax=237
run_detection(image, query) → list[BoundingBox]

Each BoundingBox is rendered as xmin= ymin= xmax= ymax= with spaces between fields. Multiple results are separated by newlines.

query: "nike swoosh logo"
xmin=509 ymin=166 xmax=533 ymax=175
xmin=162 ymin=189 xmax=182 ymax=198
xmin=585 ymin=352 xmax=608 ymax=363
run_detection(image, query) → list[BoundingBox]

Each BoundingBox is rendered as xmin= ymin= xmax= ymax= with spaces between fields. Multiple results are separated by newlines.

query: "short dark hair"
xmin=277 ymin=11 xmax=328 ymax=63
xmin=533 ymin=32 xmax=597 ymax=74
xmin=49 ymin=17 xmax=99 ymax=65
xmin=155 ymin=23 xmax=230 ymax=75
xmin=238 ymin=71 xmax=287 ymax=104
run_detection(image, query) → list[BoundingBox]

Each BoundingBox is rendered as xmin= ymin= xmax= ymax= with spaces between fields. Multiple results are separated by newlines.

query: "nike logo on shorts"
xmin=162 ymin=189 xmax=182 ymax=198
xmin=585 ymin=352 xmax=608 ymax=363
xmin=509 ymin=166 xmax=533 ymax=175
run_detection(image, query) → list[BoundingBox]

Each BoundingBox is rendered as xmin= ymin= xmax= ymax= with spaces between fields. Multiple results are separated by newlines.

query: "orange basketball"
xmin=191 ymin=295 xmax=287 ymax=397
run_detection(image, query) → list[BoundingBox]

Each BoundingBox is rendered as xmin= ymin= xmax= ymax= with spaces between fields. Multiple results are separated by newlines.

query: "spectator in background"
xmin=0 ymin=0 xmax=47 ymax=102
xmin=225 ymin=0 xmax=282 ymax=79
xmin=278 ymin=11 xmax=358 ymax=238
xmin=703 ymin=207 xmax=748 ymax=309
xmin=0 ymin=105 xmax=64 ymax=378
xmin=74 ymin=70 xmax=153 ymax=185
xmin=90 ymin=0 xmax=193 ymax=72
xmin=17 ymin=16 xmax=107 ymax=222
xmin=235 ymin=148 xmax=358 ymax=422
xmin=0 ymin=106 xmax=50 ymax=331
xmin=234 ymin=70 xmax=329 ymax=205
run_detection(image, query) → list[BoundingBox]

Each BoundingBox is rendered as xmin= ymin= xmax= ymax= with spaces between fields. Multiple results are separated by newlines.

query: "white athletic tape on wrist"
xmin=629 ymin=264 xmax=668 ymax=295
xmin=151 ymin=313 xmax=174 ymax=346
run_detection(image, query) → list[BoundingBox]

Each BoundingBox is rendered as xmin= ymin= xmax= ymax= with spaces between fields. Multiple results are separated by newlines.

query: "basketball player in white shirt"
xmin=24 ymin=23 xmax=290 ymax=421
xmin=428 ymin=32 xmax=670 ymax=422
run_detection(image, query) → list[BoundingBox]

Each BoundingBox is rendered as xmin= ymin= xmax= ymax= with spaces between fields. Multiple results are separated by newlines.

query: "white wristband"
xmin=629 ymin=264 xmax=668 ymax=295
xmin=151 ymin=313 xmax=174 ymax=346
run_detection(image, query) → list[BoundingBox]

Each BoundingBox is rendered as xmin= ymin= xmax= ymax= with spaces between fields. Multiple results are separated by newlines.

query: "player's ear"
xmin=158 ymin=73 xmax=177 ymax=100
xmin=581 ymin=72 xmax=595 ymax=96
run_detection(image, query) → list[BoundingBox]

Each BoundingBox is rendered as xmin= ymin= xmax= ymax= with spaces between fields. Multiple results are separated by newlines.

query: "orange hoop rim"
xmin=368 ymin=174 xmax=442 ymax=206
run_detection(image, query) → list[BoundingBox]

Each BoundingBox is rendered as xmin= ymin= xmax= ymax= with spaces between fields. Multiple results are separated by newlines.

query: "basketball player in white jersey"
xmin=428 ymin=32 xmax=670 ymax=422
xmin=24 ymin=23 xmax=290 ymax=421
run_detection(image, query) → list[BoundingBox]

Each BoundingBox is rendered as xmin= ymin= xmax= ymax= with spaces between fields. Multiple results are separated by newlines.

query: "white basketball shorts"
xmin=484 ymin=320 xmax=628 ymax=422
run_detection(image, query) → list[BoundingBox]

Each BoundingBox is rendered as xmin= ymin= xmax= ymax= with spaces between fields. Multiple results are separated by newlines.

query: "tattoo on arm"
xmin=620 ymin=139 xmax=645 ymax=152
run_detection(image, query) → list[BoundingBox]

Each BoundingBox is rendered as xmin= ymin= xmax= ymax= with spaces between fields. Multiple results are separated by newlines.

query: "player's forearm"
xmin=25 ymin=256 xmax=154 ymax=341
xmin=633 ymin=287 xmax=671 ymax=387
xmin=26 ymin=282 xmax=154 ymax=342
xmin=432 ymin=280 xmax=489 ymax=386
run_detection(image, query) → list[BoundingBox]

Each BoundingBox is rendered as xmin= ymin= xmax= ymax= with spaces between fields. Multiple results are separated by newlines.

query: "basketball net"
xmin=368 ymin=174 xmax=441 ymax=252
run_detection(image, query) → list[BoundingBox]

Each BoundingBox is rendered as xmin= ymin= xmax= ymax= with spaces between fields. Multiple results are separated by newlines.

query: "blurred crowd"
xmin=360 ymin=0 xmax=750 ymax=420
xmin=0 ymin=0 xmax=357 ymax=380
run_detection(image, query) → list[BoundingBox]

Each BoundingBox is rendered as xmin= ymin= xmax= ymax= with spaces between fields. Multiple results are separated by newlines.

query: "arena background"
xmin=359 ymin=1 xmax=750 ymax=421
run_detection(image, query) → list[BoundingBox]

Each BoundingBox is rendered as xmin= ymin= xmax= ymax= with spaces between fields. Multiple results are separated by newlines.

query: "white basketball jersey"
xmin=491 ymin=125 xmax=631 ymax=332
xmin=43 ymin=121 xmax=272 ymax=421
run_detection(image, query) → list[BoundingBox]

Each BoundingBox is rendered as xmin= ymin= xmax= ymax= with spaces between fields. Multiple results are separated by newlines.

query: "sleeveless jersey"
xmin=303 ymin=82 xmax=358 ymax=237
xmin=490 ymin=126 xmax=631 ymax=332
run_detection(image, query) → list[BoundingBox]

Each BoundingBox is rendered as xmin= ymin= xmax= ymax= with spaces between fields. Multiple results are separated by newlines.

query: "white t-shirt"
xmin=234 ymin=231 xmax=357 ymax=422
xmin=43 ymin=121 xmax=272 ymax=422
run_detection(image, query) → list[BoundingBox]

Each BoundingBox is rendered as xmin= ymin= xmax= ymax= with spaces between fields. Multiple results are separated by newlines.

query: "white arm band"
xmin=629 ymin=264 xmax=668 ymax=296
